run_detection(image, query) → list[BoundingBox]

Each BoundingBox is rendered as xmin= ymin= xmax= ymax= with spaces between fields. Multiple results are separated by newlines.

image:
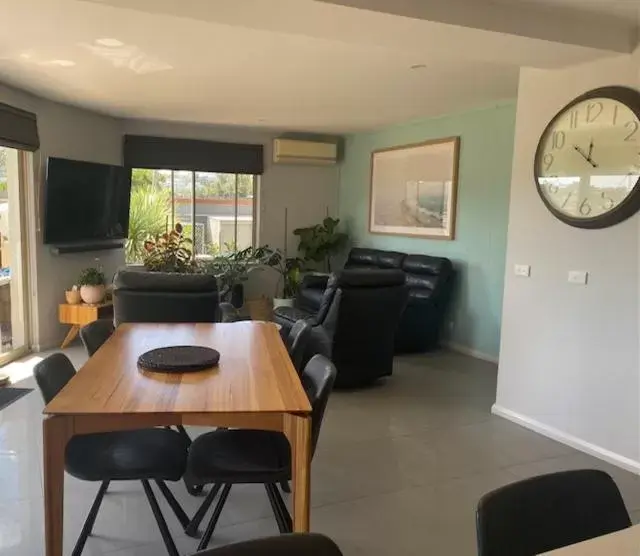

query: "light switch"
xmin=568 ymin=270 xmax=588 ymax=285
xmin=514 ymin=264 xmax=530 ymax=277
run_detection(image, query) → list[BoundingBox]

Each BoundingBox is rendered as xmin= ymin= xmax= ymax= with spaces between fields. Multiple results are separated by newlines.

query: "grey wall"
xmin=0 ymin=87 xmax=341 ymax=349
xmin=0 ymin=83 xmax=124 ymax=349
xmin=122 ymin=120 xmax=340 ymax=299
xmin=495 ymin=51 xmax=640 ymax=469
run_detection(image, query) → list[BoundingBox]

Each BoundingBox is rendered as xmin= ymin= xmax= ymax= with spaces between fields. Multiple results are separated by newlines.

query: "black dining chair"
xmin=184 ymin=354 xmax=337 ymax=551
xmin=285 ymin=319 xmax=312 ymax=373
xmin=190 ymin=533 xmax=344 ymax=555
xmin=34 ymin=353 xmax=191 ymax=556
xmin=476 ymin=469 xmax=631 ymax=556
xmin=79 ymin=319 xmax=115 ymax=357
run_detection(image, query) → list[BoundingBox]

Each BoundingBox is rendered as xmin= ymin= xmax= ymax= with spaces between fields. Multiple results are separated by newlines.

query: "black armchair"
xmin=112 ymin=269 xmax=219 ymax=326
xmin=33 ymin=353 xmax=190 ymax=556
xmin=476 ymin=469 xmax=631 ymax=555
xmin=307 ymin=269 xmax=408 ymax=388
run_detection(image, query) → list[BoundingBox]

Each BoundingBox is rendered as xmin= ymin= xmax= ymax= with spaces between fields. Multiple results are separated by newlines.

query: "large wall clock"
xmin=534 ymin=86 xmax=640 ymax=229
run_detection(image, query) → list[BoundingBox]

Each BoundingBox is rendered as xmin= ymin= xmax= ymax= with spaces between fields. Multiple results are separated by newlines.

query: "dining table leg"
xmin=284 ymin=413 xmax=312 ymax=532
xmin=43 ymin=415 xmax=72 ymax=556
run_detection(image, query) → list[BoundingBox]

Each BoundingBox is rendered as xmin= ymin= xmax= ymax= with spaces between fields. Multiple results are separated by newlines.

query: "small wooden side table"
xmin=58 ymin=302 xmax=113 ymax=349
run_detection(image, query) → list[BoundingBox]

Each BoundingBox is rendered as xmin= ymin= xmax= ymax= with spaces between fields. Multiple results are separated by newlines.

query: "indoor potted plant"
xmin=203 ymin=245 xmax=269 ymax=308
xmin=264 ymin=249 xmax=303 ymax=308
xmin=142 ymin=222 xmax=198 ymax=274
xmin=77 ymin=266 xmax=106 ymax=305
xmin=293 ymin=216 xmax=348 ymax=272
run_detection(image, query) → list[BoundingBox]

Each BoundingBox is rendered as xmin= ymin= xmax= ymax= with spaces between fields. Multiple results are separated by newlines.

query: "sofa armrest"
xmin=301 ymin=273 xmax=331 ymax=290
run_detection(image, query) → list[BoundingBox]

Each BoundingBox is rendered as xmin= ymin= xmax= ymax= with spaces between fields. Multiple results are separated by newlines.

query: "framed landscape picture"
xmin=369 ymin=136 xmax=460 ymax=240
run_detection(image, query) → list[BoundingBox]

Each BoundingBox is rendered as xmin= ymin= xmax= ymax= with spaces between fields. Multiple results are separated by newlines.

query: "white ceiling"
xmin=0 ymin=0 xmax=637 ymax=133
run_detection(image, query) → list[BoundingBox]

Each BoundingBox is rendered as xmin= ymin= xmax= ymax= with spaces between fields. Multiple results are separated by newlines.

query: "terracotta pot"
xmin=65 ymin=290 xmax=82 ymax=305
xmin=80 ymin=284 xmax=106 ymax=305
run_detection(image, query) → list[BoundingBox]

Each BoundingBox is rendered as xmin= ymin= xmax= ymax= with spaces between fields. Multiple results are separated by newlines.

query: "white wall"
xmin=122 ymin=120 xmax=340 ymax=298
xmin=0 ymin=83 xmax=124 ymax=349
xmin=495 ymin=53 xmax=640 ymax=468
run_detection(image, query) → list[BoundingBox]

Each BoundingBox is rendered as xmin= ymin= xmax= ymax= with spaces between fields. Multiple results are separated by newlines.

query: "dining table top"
xmin=44 ymin=321 xmax=312 ymax=416
xmin=539 ymin=524 xmax=640 ymax=555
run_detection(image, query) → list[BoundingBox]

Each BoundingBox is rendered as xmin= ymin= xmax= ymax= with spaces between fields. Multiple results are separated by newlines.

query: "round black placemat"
xmin=138 ymin=346 xmax=220 ymax=373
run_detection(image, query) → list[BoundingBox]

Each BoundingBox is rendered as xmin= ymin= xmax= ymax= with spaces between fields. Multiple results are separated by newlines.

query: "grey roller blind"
xmin=123 ymin=135 xmax=264 ymax=175
xmin=0 ymin=102 xmax=39 ymax=151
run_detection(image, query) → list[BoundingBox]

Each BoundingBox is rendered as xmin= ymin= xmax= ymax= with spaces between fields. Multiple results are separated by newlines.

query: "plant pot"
xmin=273 ymin=297 xmax=294 ymax=309
xmin=65 ymin=290 xmax=82 ymax=305
xmin=231 ymin=283 xmax=244 ymax=309
xmin=80 ymin=284 xmax=106 ymax=305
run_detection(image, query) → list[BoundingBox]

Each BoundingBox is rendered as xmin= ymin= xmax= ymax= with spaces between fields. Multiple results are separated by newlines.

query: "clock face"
xmin=535 ymin=88 xmax=640 ymax=228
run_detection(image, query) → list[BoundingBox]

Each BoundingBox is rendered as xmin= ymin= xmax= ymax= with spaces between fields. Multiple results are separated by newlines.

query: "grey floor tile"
xmin=1 ymin=347 xmax=638 ymax=555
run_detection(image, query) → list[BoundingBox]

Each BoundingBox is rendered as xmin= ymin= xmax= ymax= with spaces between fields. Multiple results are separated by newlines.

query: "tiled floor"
xmin=1 ymin=347 xmax=639 ymax=555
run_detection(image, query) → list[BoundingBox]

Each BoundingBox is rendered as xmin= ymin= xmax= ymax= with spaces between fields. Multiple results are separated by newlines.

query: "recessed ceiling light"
xmin=410 ymin=64 xmax=427 ymax=70
xmin=49 ymin=59 xmax=76 ymax=67
xmin=95 ymin=38 xmax=124 ymax=47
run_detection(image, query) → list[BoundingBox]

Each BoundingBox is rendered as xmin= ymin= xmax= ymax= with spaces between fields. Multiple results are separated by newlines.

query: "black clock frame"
xmin=534 ymin=85 xmax=640 ymax=229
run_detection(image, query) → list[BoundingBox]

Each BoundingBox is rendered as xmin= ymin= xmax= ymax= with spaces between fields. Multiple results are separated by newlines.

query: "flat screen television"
xmin=43 ymin=157 xmax=131 ymax=246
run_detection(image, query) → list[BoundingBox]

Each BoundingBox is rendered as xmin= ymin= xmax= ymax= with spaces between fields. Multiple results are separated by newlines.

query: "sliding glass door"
xmin=0 ymin=147 xmax=29 ymax=364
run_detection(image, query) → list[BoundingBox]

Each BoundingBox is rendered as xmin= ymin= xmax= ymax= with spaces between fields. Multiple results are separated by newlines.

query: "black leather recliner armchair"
xmin=113 ymin=269 xmax=220 ymax=325
xmin=302 ymin=269 xmax=408 ymax=388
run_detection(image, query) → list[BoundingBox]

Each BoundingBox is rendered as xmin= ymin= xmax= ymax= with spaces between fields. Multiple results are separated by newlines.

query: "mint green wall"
xmin=338 ymin=102 xmax=516 ymax=359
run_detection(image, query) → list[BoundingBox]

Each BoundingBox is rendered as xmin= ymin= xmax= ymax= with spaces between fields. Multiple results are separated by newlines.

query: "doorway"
xmin=0 ymin=146 xmax=30 ymax=365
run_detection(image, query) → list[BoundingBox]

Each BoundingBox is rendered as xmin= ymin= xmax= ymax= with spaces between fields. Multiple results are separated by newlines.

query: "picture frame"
xmin=369 ymin=136 xmax=460 ymax=240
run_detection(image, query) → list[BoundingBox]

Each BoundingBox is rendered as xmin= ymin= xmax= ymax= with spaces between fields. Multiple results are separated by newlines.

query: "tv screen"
xmin=44 ymin=157 xmax=131 ymax=245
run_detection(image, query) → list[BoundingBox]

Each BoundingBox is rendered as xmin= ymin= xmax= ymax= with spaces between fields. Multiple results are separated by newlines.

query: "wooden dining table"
xmin=42 ymin=321 xmax=313 ymax=556
xmin=539 ymin=524 xmax=640 ymax=555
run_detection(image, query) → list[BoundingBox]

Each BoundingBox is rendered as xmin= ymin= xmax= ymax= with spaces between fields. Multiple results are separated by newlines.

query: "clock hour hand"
xmin=573 ymin=144 xmax=598 ymax=168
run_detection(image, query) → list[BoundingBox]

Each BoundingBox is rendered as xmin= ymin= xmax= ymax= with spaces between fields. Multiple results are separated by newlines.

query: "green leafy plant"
xmin=77 ymin=267 xmax=105 ymax=287
xmin=263 ymin=249 xmax=304 ymax=298
xmin=202 ymin=245 xmax=270 ymax=296
xmin=293 ymin=217 xmax=347 ymax=272
xmin=126 ymin=181 xmax=171 ymax=264
xmin=142 ymin=223 xmax=198 ymax=273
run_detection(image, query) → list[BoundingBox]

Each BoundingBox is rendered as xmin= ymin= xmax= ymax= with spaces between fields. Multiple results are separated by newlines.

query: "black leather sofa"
xmin=275 ymin=247 xmax=454 ymax=353
xmin=277 ymin=268 xmax=408 ymax=387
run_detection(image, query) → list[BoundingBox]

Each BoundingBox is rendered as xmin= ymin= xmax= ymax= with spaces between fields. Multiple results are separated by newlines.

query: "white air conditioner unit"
xmin=273 ymin=138 xmax=338 ymax=165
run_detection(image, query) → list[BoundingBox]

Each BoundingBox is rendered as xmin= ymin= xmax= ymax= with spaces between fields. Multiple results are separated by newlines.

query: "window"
xmin=126 ymin=168 xmax=258 ymax=264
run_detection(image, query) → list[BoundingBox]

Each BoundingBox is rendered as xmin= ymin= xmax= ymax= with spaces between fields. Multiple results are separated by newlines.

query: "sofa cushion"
xmin=345 ymin=247 xmax=406 ymax=269
xmin=402 ymin=254 xmax=451 ymax=277
xmin=337 ymin=269 xmax=406 ymax=288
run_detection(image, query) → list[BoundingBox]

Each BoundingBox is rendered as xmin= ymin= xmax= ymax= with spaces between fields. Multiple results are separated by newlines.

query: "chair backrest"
xmin=112 ymin=269 xmax=219 ymax=325
xmin=79 ymin=319 xmax=115 ymax=357
xmin=286 ymin=319 xmax=312 ymax=373
xmin=194 ymin=533 xmax=343 ymax=555
xmin=299 ymin=355 xmax=337 ymax=455
xmin=33 ymin=353 xmax=77 ymax=404
xmin=476 ymin=469 xmax=631 ymax=556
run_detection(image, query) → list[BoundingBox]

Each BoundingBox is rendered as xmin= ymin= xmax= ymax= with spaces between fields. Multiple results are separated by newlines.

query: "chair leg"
xmin=141 ymin=480 xmax=179 ymax=556
xmin=268 ymin=483 xmax=292 ymax=533
xmin=265 ymin=483 xmax=288 ymax=534
xmin=185 ymin=483 xmax=222 ymax=537
xmin=280 ymin=481 xmax=291 ymax=493
xmin=155 ymin=480 xmax=190 ymax=529
xmin=197 ymin=484 xmax=232 ymax=552
xmin=71 ymin=480 xmax=109 ymax=556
